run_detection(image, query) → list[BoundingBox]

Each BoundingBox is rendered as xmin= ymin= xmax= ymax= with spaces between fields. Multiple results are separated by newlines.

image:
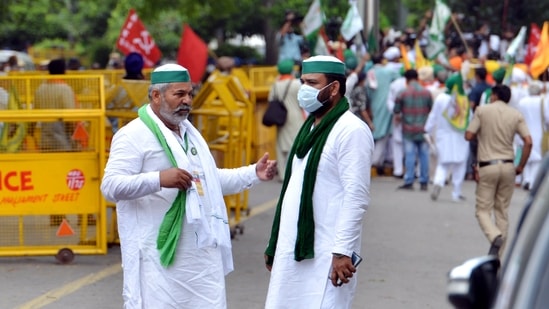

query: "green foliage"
xmin=215 ymin=43 xmax=262 ymax=63
xmin=85 ymin=39 xmax=115 ymax=68
xmin=3 ymin=0 xmax=549 ymax=68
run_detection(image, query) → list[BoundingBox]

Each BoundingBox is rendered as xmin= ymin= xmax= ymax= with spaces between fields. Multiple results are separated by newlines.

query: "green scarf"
xmin=138 ymin=105 xmax=186 ymax=267
xmin=265 ymin=97 xmax=349 ymax=264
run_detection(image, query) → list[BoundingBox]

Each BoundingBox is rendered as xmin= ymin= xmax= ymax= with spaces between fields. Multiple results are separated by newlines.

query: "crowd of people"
xmin=99 ymin=10 xmax=548 ymax=308
xmin=2 ymin=8 xmax=549 ymax=307
xmin=269 ymin=8 xmax=549 ymax=307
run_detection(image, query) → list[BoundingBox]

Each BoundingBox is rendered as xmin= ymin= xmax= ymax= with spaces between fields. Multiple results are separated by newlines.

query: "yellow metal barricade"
xmin=103 ymin=79 xmax=151 ymax=245
xmin=0 ymin=74 xmax=107 ymax=263
xmin=192 ymin=74 xmax=254 ymax=236
xmin=247 ymin=66 xmax=279 ymax=160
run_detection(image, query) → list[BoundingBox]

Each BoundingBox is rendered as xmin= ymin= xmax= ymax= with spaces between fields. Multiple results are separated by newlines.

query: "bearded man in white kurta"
xmin=101 ymin=64 xmax=276 ymax=309
xmin=264 ymin=56 xmax=374 ymax=309
xmin=424 ymin=74 xmax=470 ymax=202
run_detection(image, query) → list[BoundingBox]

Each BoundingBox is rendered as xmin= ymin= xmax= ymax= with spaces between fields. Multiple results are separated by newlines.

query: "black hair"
xmin=475 ymin=67 xmax=487 ymax=80
xmin=404 ymin=69 xmax=418 ymax=81
xmin=492 ymin=84 xmax=511 ymax=103
xmin=48 ymin=59 xmax=66 ymax=75
xmin=326 ymin=73 xmax=346 ymax=96
xmin=371 ymin=53 xmax=383 ymax=65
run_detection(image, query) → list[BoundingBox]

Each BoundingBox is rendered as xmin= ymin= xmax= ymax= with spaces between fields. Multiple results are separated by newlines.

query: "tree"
xmin=3 ymin=0 xmax=549 ymax=67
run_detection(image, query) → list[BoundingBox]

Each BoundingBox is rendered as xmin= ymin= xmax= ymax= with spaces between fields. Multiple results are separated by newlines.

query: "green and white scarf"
xmin=265 ymin=98 xmax=349 ymax=263
xmin=138 ymin=104 xmax=233 ymax=272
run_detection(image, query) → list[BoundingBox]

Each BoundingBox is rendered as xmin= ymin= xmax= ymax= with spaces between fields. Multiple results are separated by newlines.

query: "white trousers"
xmin=391 ymin=137 xmax=403 ymax=176
xmin=433 ymin=160 xmax=467 ymax=200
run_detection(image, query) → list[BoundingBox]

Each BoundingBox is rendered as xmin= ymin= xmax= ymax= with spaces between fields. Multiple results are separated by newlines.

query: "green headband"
xmin=151 ymin=70 xmax=190 ymax=84
xmin=302 ymin=60 xmax=345 ymax=75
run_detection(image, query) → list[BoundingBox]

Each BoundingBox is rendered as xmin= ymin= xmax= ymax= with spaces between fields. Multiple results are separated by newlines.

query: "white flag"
xmin=340 ymin=1 xmax=363 ymax=41
xmin=426 ymin=0 xmax=451 ymax=59
xmin=505 ymin=26 xmax=527 ymax=60
xmin=301 ymin=0 xmax=329 ymax=56
xmin=301 ymin=0 xmax=323 ymax=36
xmin=429 ymin=0 xmax=451 ymax=37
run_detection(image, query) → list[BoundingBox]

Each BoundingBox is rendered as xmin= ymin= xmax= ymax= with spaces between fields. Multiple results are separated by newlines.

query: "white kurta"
xmin=387 ymin=77 xmax=407 ymax=143
xmin=101 ymin=114 xmax=260 ymax=309
xmin=509 ymin=84 xmax=528 ymax=110
xmin=265 ymin=112 xmax=374 ymax=309
xmin=518 ymin=95 xmax=544 ymax=162
xmin=424 ymin=92 xmax=469 ymax=164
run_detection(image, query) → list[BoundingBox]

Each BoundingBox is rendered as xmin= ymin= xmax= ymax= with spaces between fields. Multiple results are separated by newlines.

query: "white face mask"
xmin=297 ymin=83 xmax=332 ymax=113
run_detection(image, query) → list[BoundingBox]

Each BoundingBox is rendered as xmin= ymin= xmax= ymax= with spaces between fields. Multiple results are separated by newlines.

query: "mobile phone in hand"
xmin=351 ymin=251 xmax=363 ymax=267
xmin=332 ymin=252 xmax=363 ymax=285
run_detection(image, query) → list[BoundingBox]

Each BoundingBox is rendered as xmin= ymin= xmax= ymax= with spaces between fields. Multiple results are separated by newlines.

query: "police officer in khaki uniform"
xmin=465 ymin=84 xmax=532 ymax=257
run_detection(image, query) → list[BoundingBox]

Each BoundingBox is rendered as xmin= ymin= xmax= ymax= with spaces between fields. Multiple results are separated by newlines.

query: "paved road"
xmin=0 ymin=177 xmax=528 ymax=309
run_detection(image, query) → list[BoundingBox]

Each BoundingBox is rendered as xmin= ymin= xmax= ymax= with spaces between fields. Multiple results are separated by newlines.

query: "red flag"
xmin=177 ymin=24 xmax=208 ymax=84
xmin=525 ymin=23 xmax=541 ymax=66
xmin=530 ymin=21 xmax=549 ymax=79
xmin=116 ymin=9 xmax=162 ymax=68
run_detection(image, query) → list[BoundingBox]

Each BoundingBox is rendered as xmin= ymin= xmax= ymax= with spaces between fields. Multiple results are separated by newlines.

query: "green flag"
xmin=426 ymin=0 xmax=451 ymax=59
xmin=505 ymin=26 xmax=527 ymax=61
xmin=301 ymin=0 xmax=329 ymax=56
xmin=340 ymin=1 xmax=363 ymax=41
xmin=367 ymin=27 xmax=378 ymax=54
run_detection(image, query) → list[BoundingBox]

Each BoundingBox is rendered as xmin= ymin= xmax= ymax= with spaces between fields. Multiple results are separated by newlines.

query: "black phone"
xmin=351 ymin=251 xmax=363 ymax=267
xmin=332 ymin=252 xmax=363 ymax=285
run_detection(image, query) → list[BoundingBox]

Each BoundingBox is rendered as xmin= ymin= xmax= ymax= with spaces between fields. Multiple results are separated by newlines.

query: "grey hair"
xmin=528 ymin=81 xmax=543 ymax=96
xmin=436 ymin=69 xmax=449 ymax=84
xmin=148 ymin=83 xmax=170 ymax=100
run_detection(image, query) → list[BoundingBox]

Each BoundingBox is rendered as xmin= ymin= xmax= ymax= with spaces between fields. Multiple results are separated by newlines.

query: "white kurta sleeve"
xmin=101 ymin=127 xmax=161 ymax=202
xmin=331 ymin=119 xmax=373 ymax=256
xmin=217 ymin=164 xmax=261 ymax=195
xmin=424 ymin=95 xmax=444 ymax=134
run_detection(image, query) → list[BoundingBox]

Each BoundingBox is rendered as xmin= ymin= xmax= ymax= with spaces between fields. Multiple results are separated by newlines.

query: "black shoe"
xmin=376 ymin=166 xmax=385 ymax=176
xmin=488 ymin=235 xmax=504 ymax=255
xmin=420 ymin=183 xmax=428 ymax=191
xmin=397 ymin=184 xmax=414 ymax=190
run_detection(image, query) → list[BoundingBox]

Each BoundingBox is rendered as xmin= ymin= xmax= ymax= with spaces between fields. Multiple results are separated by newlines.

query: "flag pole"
xmin=449 ymin=14 xmax=471 ymax=56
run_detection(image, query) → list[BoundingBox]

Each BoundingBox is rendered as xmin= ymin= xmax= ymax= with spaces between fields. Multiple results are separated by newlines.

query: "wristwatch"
xmin=332 ymin=253 xmax=346 ymax=258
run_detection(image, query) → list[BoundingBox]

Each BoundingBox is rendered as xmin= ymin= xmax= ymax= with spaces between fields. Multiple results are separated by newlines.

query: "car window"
xmin=526 ymin=212 xmax=549 ymax=309
xmin=493 ymin=160 xmax=549 ymax=309
xmin=533 ymin=258 xmax=549 ymax=309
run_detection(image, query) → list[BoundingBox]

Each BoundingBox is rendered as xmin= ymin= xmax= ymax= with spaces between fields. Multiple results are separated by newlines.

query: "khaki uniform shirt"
xmin=467 ymin=100 xmax=530 ymax=162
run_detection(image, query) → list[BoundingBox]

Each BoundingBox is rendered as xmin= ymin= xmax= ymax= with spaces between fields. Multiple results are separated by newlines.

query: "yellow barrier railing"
xmin=0 ymin=75 xmax=107 ymax=263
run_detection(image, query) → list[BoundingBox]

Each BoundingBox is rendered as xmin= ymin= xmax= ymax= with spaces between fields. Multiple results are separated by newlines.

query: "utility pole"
xmin=357 ymin=0 xmax=380 ymax=51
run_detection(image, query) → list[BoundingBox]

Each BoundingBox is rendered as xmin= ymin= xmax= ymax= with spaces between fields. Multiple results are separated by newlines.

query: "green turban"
xmin=445 ymin=73 xmax=465 ymax=94
xmin=492 ymin=67 xmax=506 ymax=84
xmin=302 ymin=55 xmax=345 ymax=76
xmin=277 ymin=59 xmax=294 ymax=74
xmin=151 ymin=63 xmax=190 ymax=84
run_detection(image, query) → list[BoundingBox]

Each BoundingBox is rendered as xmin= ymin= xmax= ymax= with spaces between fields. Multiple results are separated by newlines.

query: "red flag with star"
xmin=116 ymin=9 xmax=162 ymax=68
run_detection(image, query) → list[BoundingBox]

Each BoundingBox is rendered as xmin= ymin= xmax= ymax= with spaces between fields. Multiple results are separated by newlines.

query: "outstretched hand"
xmin=255 ymin=152 xmax=277 ymax=181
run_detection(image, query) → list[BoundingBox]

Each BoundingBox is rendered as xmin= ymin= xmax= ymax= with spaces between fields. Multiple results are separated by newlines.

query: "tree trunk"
xmin=263 ymin=0 xmax=278 ymax=65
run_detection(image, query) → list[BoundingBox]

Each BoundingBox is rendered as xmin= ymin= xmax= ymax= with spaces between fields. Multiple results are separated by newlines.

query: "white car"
xmin=0 ymin=50 xmax=35 ymax=71
xmin=447 ymin=155 xmax=549 ymax=308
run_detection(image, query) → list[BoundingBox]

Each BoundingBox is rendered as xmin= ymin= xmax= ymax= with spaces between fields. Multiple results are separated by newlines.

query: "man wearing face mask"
xmin=264 ymin=56 xmax=374 ymax=309
xmin=101 ymin=64 xmax=277 ymax=308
